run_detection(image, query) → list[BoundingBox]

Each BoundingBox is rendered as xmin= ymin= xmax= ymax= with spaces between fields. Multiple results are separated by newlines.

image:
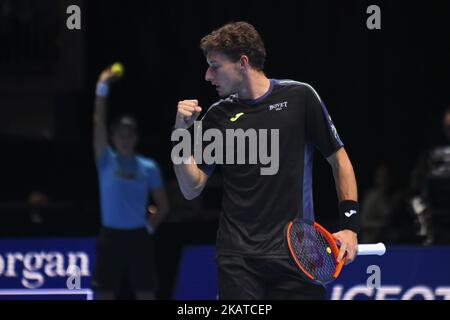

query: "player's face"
xmin=112 ymin=126 xmax=138 ymax=156
xmin=205 ymin=51 xmax=243 ymax=97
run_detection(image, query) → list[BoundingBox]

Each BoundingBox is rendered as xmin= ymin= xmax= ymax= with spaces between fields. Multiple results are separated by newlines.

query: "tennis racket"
xmin=287 ymin=219 xmax=386 ymax=285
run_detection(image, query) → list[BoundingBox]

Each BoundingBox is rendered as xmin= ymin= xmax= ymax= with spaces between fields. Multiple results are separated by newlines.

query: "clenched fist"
xmin=175 ymin=99 xmax=203 ymax=129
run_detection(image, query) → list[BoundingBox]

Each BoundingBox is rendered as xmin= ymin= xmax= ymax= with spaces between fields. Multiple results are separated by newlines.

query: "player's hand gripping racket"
xmin=287 ymin=219 xmax=386 ymax=285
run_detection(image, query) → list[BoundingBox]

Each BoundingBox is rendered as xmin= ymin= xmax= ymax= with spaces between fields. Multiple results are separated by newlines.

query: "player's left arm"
xmin=326 ymin=147 xmax=359 ymax=264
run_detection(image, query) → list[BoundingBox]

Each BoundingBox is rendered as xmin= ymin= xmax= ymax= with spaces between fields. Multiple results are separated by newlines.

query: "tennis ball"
xmin=326 ymin=247 xmax=332 ymax=254
xmin=111 ymin=62 xmax=124 ymax=77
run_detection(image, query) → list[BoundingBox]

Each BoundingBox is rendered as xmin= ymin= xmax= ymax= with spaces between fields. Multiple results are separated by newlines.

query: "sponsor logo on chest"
xmin=269 ymin=101 xmax=288 ymax=111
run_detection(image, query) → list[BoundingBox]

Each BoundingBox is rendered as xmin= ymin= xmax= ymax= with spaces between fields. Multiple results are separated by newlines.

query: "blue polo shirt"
xmin=96 ymin=146 xmax=163 ymax=229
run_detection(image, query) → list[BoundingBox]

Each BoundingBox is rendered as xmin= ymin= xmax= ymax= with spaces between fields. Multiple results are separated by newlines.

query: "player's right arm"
xmin=93 ymin=66 xmax=117 ymax=159
xmin=172 ymin=99 xmax=209 ymax=200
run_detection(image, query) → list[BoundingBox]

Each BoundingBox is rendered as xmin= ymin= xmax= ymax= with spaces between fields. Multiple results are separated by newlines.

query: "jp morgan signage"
xmin=0 ymin=238 xmax=95 ymax=289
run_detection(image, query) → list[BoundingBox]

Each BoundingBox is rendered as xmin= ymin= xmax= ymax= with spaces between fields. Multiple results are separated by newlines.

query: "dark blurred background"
xmin=1 ymin=0 xmax=450 ymax=298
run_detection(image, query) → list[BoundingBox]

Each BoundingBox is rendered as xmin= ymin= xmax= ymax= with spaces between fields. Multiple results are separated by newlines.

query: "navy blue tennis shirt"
xmin=197 ymin=79 xmax=344 ymax=258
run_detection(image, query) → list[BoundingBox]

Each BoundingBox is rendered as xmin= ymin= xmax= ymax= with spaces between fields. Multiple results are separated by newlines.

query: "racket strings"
xmin=289 ymin=222 xmax=338 ymax=284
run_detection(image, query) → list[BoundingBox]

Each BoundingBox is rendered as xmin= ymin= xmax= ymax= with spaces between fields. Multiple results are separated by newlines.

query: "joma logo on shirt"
xmin=269 ymin=101 xmax=288 ymax=111
xmin=230 ymin=112 xmax=244 ymax=122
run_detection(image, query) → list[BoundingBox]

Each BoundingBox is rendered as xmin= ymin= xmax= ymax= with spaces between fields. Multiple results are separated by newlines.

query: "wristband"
xmin=339 ymin=200 xmax=360 ymax=233
xmin=96 ymin=82 xmax=110 ymax=98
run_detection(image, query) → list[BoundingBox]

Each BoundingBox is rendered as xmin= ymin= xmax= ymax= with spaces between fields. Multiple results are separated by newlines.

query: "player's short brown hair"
xmin=200 ymin=21 xmax=266 ymax=71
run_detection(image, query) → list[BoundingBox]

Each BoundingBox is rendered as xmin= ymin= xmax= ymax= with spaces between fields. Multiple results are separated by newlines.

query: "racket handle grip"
xmin=357 ymin=243 xmax=386 ymax=256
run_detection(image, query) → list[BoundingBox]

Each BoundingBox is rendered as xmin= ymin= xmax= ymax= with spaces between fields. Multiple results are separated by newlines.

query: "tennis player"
xmin=172 ymin=22 xmax=360 ymax=299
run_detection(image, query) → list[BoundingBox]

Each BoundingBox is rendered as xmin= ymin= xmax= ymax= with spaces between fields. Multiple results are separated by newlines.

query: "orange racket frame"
xmin=287 ymin=220 xmax=346 ymax=283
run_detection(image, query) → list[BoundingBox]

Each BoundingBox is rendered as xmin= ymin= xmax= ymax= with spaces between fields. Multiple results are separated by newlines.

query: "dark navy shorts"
xmin=217 ymin=255 xmax=327 ymax=300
